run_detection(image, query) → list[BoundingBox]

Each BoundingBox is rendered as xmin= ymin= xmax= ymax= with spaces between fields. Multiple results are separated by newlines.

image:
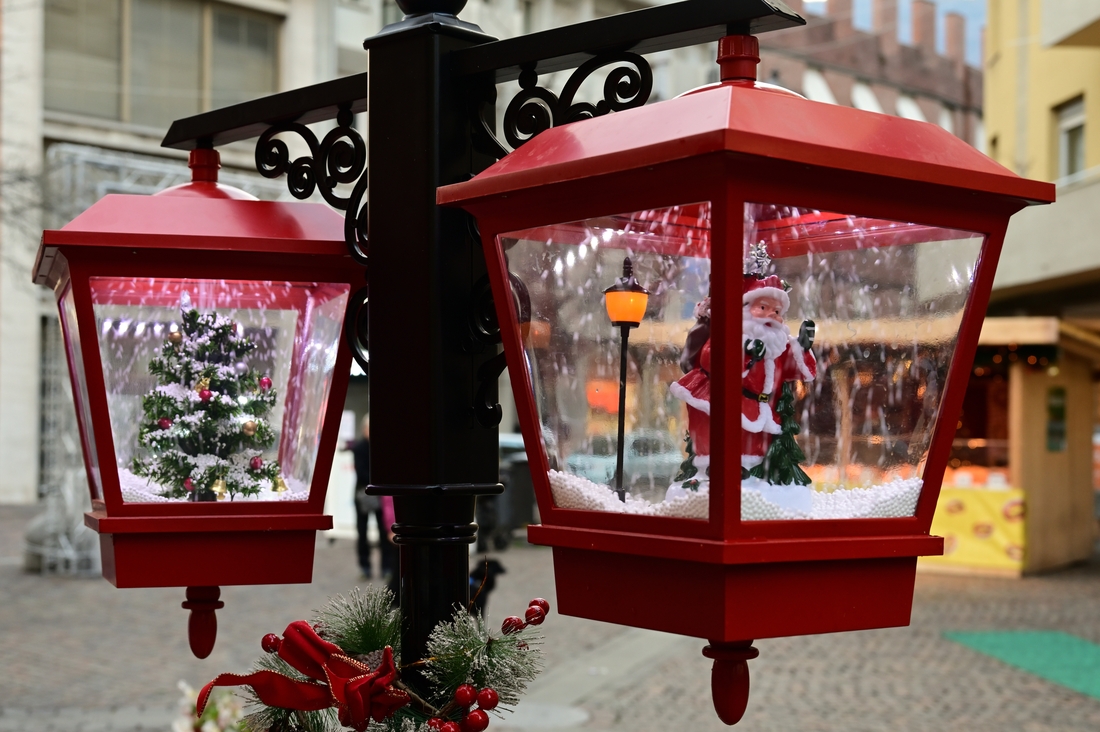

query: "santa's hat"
xmin=743 ymin=274 xmax=790 ymax=314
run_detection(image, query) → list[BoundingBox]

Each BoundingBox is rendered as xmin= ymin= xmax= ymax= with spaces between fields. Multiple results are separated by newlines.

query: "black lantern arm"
xmin=452 ymin=0 xmax=802 ymax=83
xmin=161 ymin=74 xmax=367 ymax=151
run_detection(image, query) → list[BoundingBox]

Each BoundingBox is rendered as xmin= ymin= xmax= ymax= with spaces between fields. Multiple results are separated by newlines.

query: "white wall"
xmin=1 ymin=0 xmax=46 ymax=503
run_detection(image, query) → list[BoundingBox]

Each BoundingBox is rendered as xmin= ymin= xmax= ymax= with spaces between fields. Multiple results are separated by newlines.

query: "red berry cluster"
xmin=501 ymin=597 xmax=550 ymax=635
xmin=426 ymin=684 xmax=499 ymax=732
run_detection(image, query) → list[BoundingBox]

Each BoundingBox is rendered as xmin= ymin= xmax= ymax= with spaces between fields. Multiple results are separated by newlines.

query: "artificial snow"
xmin=548 ymin=469 xmax=922 ymax=520
xmin=117 ymin=467 xmax=309 ymax=503
xmin=548 ymin=469 xmax=709 ymax=518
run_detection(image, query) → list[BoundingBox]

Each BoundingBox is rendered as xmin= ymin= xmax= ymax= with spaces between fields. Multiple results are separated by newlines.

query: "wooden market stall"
xmin=919 ymin=317 xmax=1100 ymax=576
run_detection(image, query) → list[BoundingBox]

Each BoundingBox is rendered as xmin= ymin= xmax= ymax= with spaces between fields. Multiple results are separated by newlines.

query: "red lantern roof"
xmin=440 ymin=80 xmax=1052 ymax=209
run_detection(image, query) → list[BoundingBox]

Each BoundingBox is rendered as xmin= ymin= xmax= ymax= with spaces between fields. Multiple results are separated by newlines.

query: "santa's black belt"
xmin=742 ymin=387 xmax=771 ymax=403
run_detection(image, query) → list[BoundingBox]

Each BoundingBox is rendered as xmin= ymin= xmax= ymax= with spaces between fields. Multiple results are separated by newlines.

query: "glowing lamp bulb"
xmin=603 ymin=257 xmax=649 ymax=327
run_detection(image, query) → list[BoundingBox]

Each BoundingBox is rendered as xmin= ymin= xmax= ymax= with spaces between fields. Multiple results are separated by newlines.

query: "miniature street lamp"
xmin=603 ymin=257 xmax=650 ymax=501
xmin=438 ymin=33 xmax=1054 ymax=724
xmin=33 ymin=149 xmax=365 ymax=658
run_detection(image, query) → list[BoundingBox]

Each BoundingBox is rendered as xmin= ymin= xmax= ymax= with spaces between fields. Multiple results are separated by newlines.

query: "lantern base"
xmin=88 ymin=513 xmax=329 ymax=588
xmin=542 ymin=544 xmax=920 ymax=641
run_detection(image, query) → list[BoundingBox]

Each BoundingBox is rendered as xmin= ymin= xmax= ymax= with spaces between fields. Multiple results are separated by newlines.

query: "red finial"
xmin=189 ymin=148 xmax=221 ymax=183
xmin=718 ymin=35 xmax=760 ymax=82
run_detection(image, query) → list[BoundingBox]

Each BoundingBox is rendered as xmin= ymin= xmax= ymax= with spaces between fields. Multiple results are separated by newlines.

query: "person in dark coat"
xmin=350 ymin=416 xmax=377 ymax=578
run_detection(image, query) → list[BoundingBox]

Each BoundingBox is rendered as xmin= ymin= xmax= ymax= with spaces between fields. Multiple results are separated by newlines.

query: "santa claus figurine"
xmin=740 ymin=274 xmax=816 ymax=477
xmin=670 ymin=273 xmax=816 ymax=482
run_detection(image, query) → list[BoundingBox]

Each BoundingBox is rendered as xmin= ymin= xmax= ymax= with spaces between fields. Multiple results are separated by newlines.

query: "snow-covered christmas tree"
xmin=131 ymin=294 xmax=283 ymax=501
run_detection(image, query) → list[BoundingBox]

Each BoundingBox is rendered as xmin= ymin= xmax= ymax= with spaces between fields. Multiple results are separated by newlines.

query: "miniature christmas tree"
xmin=132 ymin=295 xmax=282 ymax=501
xmin=674 ymin=433 xmax=698 ymax=483
xmin=749 ymin=382 xmax=812 ymax=486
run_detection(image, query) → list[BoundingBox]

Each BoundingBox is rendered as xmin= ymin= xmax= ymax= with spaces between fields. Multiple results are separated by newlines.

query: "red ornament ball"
xmin=261 ymin=633 xmax=281 ymax=653
xmin=199 ymin=389 xmax=213 ymax=402
xmin=501 ymin=616 xmax=525 ymax=635
xmin=183 ymin=478 xmax=194 ymax=492
xmin=529 ymin=598 xmax=550 ymax=615
xmin=157 ymin=417 xmax=172 ymax=430
xmin=258 ymin=376 xmax=273 ymax=391
xmin=426 ymin=719 xmax=444 ymax=730
xmin=454 ymin=683 xmax=477 ymax=707
xmin=250 ymin=456 xmax=263 ymax=471
xmin=463 ymin=710 xmax=489 ymax=732
xmin=476 ymin=688 xmax=499 ymax=711
xmin=524 ymin=605 xmax=546 ymax=626
xmin=440 ymin=723 xmax=461 ymax=732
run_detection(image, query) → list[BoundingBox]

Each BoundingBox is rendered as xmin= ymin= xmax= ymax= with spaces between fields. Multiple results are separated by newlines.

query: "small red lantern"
xmin=439 ymin=36 xmax=1053 ymax=723
xmin=34 ymin=149 xmax=364 ymax=657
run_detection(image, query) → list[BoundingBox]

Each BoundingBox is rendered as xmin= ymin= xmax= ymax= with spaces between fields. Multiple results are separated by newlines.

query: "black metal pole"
xmin=614 ymin=324 xmax=630 ymax=502
xmin=364 ymin=7 xmax=502 ymax=681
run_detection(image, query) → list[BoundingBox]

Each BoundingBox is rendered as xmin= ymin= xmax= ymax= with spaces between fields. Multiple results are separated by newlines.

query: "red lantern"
xmin=439 ymin=36 xmax=1054 ymax=724
xmin=34 ymin=149 xmax=364 ymax=658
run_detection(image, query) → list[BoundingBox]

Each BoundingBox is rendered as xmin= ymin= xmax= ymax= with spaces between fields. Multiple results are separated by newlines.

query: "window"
xmin=1056 ymin=97 xmax=1086 ymax=179
xmin=850 ymin=82 xmax=884 ymax=114
xmin=46 ymin=0 xmax=279 ymax=130
xmin=895 ymin=95 xmax=927 ymax=123
xmin=801 ymin=68 xmax=837 ymax=105
xmin=938 ymin=105 xmax=955 ymax=135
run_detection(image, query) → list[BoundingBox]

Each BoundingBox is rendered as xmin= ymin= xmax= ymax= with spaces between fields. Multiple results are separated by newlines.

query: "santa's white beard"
xmin=743 ymin=315 xmax=791 ymax=360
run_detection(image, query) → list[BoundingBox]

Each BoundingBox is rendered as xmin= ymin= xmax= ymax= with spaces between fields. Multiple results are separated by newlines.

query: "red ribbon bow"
xmin=198 ymin=620 xmax=410 ymax=730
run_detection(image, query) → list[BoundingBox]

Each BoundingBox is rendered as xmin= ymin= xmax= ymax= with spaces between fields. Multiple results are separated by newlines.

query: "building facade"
xmin=0 ymin=0 xmax=982 ymax=504
xmin=984 ymin=0 xmax=1100 ymax=313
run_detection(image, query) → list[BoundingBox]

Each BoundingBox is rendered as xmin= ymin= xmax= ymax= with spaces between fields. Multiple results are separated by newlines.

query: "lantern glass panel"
xmin=742 ymin=203 xmax=984 ymax=520
xmin=500 ymin=202 xmax=713 ymax=520
xmin=88 ymin=277 xmax=350 ymax=503
xmin=60 ymin=284 xmax=103 ymax=500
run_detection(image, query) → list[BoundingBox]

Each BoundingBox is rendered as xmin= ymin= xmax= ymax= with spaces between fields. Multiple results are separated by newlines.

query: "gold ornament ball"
xmin=242 ymin=420 xmax=258 ymax=436
xmin=168 ymin=331 xmax=183 ymax=345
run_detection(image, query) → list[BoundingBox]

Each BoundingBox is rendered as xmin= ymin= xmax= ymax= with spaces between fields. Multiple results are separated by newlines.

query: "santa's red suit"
xmin=670 ymin=275 xmax=816 ymax=473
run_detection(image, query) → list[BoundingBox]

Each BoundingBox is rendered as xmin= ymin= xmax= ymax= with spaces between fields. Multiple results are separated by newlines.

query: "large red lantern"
xmin=439 ymin=36 xmax=1054 ymax=723
xmin=34 ymin=149 xmax=364 ymax=657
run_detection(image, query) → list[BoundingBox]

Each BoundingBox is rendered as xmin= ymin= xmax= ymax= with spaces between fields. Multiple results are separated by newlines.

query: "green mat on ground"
xmin=945 ymin=631 xmax=1100 ymax=700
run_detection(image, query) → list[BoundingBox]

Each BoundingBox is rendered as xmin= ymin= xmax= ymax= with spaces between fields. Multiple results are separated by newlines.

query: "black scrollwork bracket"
xmin=499 ymin=52 xmax=653 ymax=152
xmin=254 ymin=105 xmax=369 ymax=264
xmin=471 ymin=271 xmax=531 ymax=427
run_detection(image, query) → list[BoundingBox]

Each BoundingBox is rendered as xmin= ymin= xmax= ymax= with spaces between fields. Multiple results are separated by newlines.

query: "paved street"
xmin=3 ymin=503 xmax=1100 ymax=731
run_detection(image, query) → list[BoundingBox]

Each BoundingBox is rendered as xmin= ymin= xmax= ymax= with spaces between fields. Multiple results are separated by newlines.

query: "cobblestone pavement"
xmin=3 ymin=503 xmax=1100 ymax=731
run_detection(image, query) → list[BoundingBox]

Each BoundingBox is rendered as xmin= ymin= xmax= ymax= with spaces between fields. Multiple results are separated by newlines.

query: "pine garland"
xmin=217 ymin=585 xmax=546 ymax=732
xmin=131 ymin=303 xmax=281 ymax=500
xmin=314 ymin=587 xmax=402 ymax=660
xmin=422 ymin=608 xmax=542 ymax=710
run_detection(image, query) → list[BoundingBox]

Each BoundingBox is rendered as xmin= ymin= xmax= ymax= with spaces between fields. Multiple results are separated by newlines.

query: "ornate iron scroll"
xmin=471 ymin=271 xmax=531 ymax=428
xmin=254 ymin=106 xmax=369 ymax=264
xmin=501 ymin=52 xmax=652 ymax=151
xmin=345 ymin=286 xmax=370 ymax=374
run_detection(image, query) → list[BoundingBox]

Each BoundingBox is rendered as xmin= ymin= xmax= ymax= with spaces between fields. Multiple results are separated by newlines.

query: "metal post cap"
xmin=395 ymin=0 xmax=468 ymax=16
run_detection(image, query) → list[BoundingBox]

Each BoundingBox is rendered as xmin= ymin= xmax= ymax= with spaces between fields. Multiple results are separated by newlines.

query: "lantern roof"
xmin=42 ymin=194 xmax=345 ymax=254
xmin=438 ymin=81 xmax=1055 ymax=209
xmin=36 ymin=194 xmax=348 ymax=288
